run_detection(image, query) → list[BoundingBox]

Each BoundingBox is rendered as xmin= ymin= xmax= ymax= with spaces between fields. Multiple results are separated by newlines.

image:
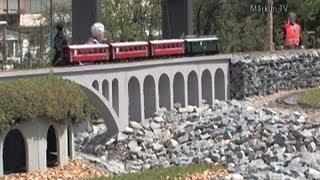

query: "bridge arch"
xmin=102 ymin=80 xmax=109 ymax=100
xmin=188 ymin=71 xmax=199 ymax=106
xmin=78 ymin=84 xmax=119 ymax=137
xmin=173 ymin=72 xmax=185 ymax=106
xmin=158 ymin=73 xmax=170 ymax=110
xmin=214 ymin=68 xmax=225 ymax=101
xmin=92 ymin=80 xmax=99 ymax=91
xmin=144 ymin=75 xmax=156 ymax=119
xmin=112 ymin=79 xmax=119 ymax=115
xmin=3 ymin=129 xmax=27 ymax=174
xmin=202 ymin=69 xmax=213 ymax=105
xmin=128 ymin=76 xmax=142 ymax=122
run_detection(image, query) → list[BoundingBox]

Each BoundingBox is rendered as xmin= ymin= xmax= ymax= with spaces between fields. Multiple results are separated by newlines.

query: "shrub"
xmin=0 ymin=75 xmax=91 ymax=134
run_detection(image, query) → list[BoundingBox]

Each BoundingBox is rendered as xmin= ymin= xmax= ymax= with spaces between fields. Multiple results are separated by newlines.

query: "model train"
xmin=61 ymin=36 xmax=219 ymax=65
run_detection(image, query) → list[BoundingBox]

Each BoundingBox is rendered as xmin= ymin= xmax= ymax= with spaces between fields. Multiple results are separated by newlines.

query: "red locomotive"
xmin=61 ymin=36 xmax=219 ymax=65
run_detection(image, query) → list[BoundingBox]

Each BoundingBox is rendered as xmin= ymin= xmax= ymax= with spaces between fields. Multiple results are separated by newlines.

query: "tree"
xmin=102 ymin=0 xmax=162 ymax=42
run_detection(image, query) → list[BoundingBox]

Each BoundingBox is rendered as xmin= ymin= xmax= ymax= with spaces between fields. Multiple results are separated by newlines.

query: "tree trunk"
xmin=267 ymin=0 xmax=273 ymax=51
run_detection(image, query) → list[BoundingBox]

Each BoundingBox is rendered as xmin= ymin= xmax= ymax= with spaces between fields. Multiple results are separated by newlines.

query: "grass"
xmin=298 ymin=88 xmax=320 ymax=108
xmin=87 ymin=163 xmax=224 ymax=180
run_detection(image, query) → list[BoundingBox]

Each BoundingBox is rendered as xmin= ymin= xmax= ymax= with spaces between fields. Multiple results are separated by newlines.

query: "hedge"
xmin=0 ymin=75 xmax=91 ymax=134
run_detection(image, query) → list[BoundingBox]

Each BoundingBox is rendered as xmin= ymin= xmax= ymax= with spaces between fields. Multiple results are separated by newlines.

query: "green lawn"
xmin=298 ymin=88 xmax=320 ymax=108
xmin=87 ymin=163 xmax=224 ymax=180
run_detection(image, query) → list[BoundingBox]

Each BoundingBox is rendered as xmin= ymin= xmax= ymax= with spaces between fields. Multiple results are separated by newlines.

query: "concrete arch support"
xmin=173 ymin=72 xmax=185 ymax=107
xmin=188 ymin=71 xmax=199 ymax=106
xmin=92 ymin=80 xmax=99 ymax=91
xmin=102 ymin=80 xmax=109 ymax=101
xmin=144 ymin=75 xmax=156 ymax=119
xmin=128 ymin=77 xmax=142 ymax=122
xmin=112 ymin=79 xmax=119 ymax=115
xmin=158 ymin=74 xmax=171 ymax=110
xmin=202 ymin=69 xmax=213 ymax=105
xmin=214 ymin=68 xmax=226 ymax=101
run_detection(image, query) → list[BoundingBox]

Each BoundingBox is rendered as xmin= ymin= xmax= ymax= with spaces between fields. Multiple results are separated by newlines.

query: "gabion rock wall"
xmin=230 ymin=50 xmax=320 ymax=99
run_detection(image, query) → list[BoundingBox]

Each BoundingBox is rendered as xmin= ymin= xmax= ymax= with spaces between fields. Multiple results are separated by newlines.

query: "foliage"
xmin=0 ymin=75 xmax=90 ymax=134
xmin=193 ymin=0 xmax=320 ymax=52
xmin=87 ymin=163 xmax=224 ymax=180
xmin=102 ymin=0 xmax=162 ymax=42
xmin=298 ymin=88 xmax=320 ymax=108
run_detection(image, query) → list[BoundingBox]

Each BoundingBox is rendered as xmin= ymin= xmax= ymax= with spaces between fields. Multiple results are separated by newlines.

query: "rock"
xmin=249 ymin=159 xmax=268 ymax=171
xmin=117 ymin=132 xmax=128 ymax=142
xmin=263 ymin=108 xmax=276 ymax=115
xmin=141 ymin=121 xmax=150 ymax=129
xmin=154 ymin=116 xmax=165 ymax=123
xmin=307 ymin=142 xmax=317 ymax=152
xmin=128 ymin=140 xmax=142 ymax=153
xmin=161 ymin=129 xmax=171 ymax=142
xmin=105 ymin=138 xmax=116 ymax=146
xmin=204 ymin=158 xmax=212 ymax=164
xmin=93 ymin=144 xmax=104 ymax=155
xmin=123 ymin=127 xmax=134 ymax=134
xmin=153 ymin=143 xmax=164 ymax=152
xmin=300 ymin=129 xmax=314 ymax=138
xmin=306 ymin=168 xmax=320 ymax=179
xmin=76 ymin=119 xmax=93 ymax=134
xmin=129 ymin=121 xmax=143 ymax=130
xmin=173 ymin=127 xmax=186 ymax=139
xmin=169 ymin=139 xmax=179 ymax=148
xmin=150 ymin=122 xmax=161 ymax=131
xmin=273 ymin=133 xmax=287 ymax=146
xmin=231 ymin=173 xmax=244 ymax=180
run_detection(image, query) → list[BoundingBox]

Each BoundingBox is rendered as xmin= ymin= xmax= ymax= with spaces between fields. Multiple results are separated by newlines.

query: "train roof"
xmin=110 ymin=41 xmax=149 ymax=46
xmin=185 ymin=37 xmax=219 ymax=42
xmin=68 ymin=44 xmax=109 ymax=49
xmin=149 ymin=39 xmax=185 ymax=44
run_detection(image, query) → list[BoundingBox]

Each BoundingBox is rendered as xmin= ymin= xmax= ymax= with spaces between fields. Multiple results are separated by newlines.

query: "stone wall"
xmin=230 ymin=49 xmax=320 ymax=99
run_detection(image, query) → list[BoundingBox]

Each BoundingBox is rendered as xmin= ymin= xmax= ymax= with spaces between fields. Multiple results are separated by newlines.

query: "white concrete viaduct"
xmin=0 ymin=55 xmax=230 ymax=138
